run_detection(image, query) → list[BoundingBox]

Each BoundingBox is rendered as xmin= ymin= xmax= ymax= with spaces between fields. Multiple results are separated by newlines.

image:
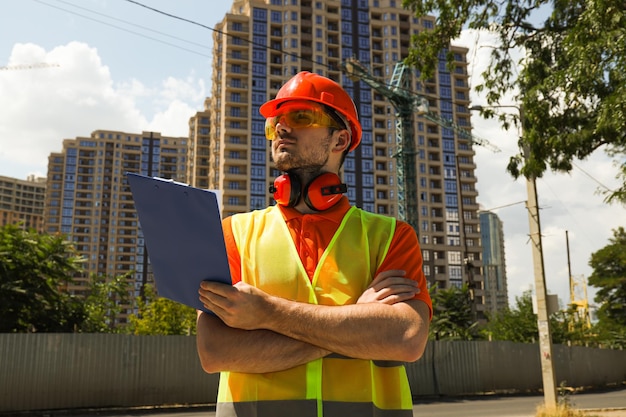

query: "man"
xmin=197 ymin=71 xmax=432 ymax=417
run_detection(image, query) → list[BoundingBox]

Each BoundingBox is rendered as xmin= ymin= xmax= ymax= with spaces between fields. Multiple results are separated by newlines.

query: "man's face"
xmin=266 ymin=101 xmax=339 ymax=172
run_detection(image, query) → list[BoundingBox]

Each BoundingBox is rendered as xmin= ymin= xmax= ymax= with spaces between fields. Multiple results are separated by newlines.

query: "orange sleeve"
xmin=222 ymin=216 xmax=242 ymax=284
xmin=376 ymin=221 xmax=432 ymax=319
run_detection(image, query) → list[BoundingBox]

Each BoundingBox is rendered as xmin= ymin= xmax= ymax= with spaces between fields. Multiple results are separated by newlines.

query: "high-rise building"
xmin=479 ymin=210 xmax=508 ymax=312
xmin=204 ymin=0 xmax=485 ymax=314
xmin=0 ymin=174 xmax=46 ymax=232
xmin=188 ymin=98 xmax=212 ymax=189
xmin=44 ymin=130 xmax=187 ymax=322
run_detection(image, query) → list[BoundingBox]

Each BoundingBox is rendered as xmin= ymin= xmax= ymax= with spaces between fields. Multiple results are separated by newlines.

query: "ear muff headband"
xmin=269 ymin=172 xmax=347 ymax=211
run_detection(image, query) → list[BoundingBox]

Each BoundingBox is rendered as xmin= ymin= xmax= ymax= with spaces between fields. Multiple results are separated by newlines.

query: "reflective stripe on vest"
xmin=224 ymin=206 xmax=412 ymax=417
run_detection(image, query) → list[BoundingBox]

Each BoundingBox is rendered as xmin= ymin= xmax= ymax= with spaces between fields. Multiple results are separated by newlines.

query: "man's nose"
xmin=275 ymin=117 xmax=292 ymax=135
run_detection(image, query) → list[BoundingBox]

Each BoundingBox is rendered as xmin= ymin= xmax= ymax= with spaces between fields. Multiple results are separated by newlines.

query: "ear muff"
xmin=269 ymin=172 xmax=347 ymax=211
xmin=303 ymin=172 xmax=348 ymax=211
xmin=269 ymin=173 xmax=301 ymax=207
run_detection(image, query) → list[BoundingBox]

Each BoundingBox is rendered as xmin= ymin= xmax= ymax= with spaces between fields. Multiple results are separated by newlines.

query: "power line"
xmin=53 ymin=0 xmax=212 ymax=51
xmin=33 ymin=0 xmax=211 ymax=58
xmin=39 ymin=0 xmax=484 ymax=133
xmin=122 ymin=0 xmax=474 ymax=113
xmin=481 ymin=200 xmax=526 ymax=212
xmin=123 ymin=0 xmax=325 ymax=71
xmin=572 ymin=161 xmax=614 ymax=192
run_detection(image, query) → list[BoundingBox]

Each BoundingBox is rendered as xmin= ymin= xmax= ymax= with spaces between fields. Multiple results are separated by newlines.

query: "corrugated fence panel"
xmin=477 ymin=341 xmax=542 ymax=393
xmin=405 ymin=341 xmax=437 ymax=397
xmin=1 ymin=334 xmax=625 ymax=413
xmin=433 ymin=340 xmax=483 ymax=395
xmin=0 ymin=334 xmax=219 ymax=411
xmin=555 ymin=344 xmax=626 ymax=389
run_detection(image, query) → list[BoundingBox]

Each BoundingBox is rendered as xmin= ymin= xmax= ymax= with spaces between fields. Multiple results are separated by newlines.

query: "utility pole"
xmin=470 ymin=104 xmax=557 ymax=408
xmin=526 ymin=174 xmax=558 ymax=408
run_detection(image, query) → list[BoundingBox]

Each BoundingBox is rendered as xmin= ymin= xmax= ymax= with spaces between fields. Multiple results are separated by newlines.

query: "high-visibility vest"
xmin=219 ymin=206 xmax=413 ymax=417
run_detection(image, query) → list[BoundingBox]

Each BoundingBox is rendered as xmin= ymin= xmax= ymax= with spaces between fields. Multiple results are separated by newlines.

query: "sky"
xmin=1 ymin=0 xmax=624 ymax=309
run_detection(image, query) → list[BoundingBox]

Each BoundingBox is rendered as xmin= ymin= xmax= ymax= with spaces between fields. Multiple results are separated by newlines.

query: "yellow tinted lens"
xmin=285 ymin=110 xmax=318 ymax=128
xmin=264 ymin=108 xmax=340 ymax=140
xmin=265 ymin=118 xmax=277 ymax=140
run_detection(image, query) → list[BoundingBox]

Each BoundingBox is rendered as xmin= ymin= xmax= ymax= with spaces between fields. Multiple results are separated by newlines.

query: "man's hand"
xmin=357 ymin=270 xmax=419 ymax=305
xmin=199 ymin=281 xmax=274 ymax=330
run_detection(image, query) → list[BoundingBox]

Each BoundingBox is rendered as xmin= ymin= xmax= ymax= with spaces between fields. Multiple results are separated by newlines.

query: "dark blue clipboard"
xmin=126 ymin=172 xmax=231 ymax=313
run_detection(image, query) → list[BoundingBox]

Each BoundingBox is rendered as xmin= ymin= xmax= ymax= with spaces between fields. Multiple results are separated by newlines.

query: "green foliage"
xmin=0 ymin=222 xmax=195 ymax=334
xmin=588 ymin=227 xmax=626 ymax=348
xmin=546 ymin=307 xmax=596 ymax=347
xmin=482 ymin=290 xmax=539 ymax=343
xmin=402 ymin=0 xmax=626 ymax=203
xmin=78 ymin=273 xmax=133 ymax=333
xmin=0 ymin=224 xmax=85 ymax=332
xmin=126 ymin=284 xmax=197 ymax=335
xmin=429 ymin=284 xmax=480 ymax=340
xmin=482 ymin=290 xmax=600 ymax=346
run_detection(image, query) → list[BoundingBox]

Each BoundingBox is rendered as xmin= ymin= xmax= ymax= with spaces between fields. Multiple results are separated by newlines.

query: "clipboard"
xmin=126 ymin=172 xmax=231 ymax=313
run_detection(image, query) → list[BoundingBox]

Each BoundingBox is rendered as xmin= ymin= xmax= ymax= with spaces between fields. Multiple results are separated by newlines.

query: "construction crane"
xmin=0 ymin=62 xmax=60 ymax=71
xmin=342 ymin=57 xmax=500 ymax=231
xmin=566 ymin=231 xmax=591 ymax=329
xmin=342 ymin=58 xmax=500 ymax=307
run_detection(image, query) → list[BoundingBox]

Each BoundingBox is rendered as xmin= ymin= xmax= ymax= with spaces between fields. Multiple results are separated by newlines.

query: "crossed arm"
xmin=196 ymin=270 xmax=430 ymax=374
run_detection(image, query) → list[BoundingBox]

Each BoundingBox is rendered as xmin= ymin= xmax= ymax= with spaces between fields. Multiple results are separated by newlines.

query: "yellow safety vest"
xmin=218 ymin=206 xmax=413 ymax=417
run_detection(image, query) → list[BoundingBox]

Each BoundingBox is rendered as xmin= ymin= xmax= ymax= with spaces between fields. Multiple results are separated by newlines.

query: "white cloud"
xmin=0 ymin=41 xmax=206 ymax=178
xmin=160 ymin=75 xmax=206 ymax=104
xmin=148 ymin=100 xmax=198 ymax=137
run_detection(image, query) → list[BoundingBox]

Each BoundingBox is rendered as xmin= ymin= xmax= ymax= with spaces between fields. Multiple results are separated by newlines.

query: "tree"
xmin=402 ymin=0 xmax=626 ymax=203
xmin=482 ymin=290 xmax=539 ymax=343
xmin=588 ymin=227 xmax=626 ymax=348
xmin=429 ymin=284 xmax=480 ymax=340
xmin=0 ymin=224 xmax=85 ymax=332
xmin=482 ymin=290 xmax=598 ymax=345
xmin=126 ymin=284 xmax=197 ymax=335
xmin=79 ymin=272 xmax=133 ymax=333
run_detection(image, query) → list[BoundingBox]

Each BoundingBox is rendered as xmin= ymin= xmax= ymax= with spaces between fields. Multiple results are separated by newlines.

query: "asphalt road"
xmin=411 ymin=388 xmax=626 ymax=417
xmin=11 ymin=387 xmax=626 ymax=417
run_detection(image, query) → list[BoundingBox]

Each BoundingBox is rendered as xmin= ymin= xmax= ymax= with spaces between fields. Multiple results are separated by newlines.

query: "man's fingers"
xmin=200 ymin=280 xmax=233 ymax=295
xmin=370 ymin=269 xmax=406 ymax=286
xmin=370 ymin=276 xmax=418 ymax=292
xmin=375 ymin=292 xmax=416 ymax=305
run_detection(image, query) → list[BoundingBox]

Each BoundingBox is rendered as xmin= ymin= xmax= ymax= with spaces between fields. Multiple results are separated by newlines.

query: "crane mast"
xmin=342 ymin=58 xmax=500 ymax=232
xmin=343 ymin=59 xmax=421 ymax=230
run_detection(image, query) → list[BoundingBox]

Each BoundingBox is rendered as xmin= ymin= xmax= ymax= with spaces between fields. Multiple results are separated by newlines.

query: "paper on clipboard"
xmin=126 ymin=172 xmax=231 ymax=313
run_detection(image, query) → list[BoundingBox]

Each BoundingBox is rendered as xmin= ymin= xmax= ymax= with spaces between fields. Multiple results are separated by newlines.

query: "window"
xmin=448 ymin=251 xmax=461 ymax=264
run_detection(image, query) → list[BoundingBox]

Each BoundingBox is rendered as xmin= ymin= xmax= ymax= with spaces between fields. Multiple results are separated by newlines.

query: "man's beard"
xmin=273 ymin=132 xmax=333 ymax=178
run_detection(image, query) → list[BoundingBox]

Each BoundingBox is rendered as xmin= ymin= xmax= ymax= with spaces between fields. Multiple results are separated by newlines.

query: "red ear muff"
xmin=270 ymin=172 xmax=347 ymax=210
xmin=269 ymin=173 xmax=301 ymax=207
xmin=303 ymin=172 xmax=347 ymax=211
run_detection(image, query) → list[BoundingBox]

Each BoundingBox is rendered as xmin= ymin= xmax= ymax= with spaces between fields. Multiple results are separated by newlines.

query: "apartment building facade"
xmin=44 ymin=130 xmax=187 ymax=320
xmin=0 ymin=175 xmax=46 ymax=233
xmin=188 ymin=98 xmax=213 ymax=190
xmin=479 ymin=210 xmax=509 ymax=313
xmin=203 ymin=0 xmax=485 ymax=314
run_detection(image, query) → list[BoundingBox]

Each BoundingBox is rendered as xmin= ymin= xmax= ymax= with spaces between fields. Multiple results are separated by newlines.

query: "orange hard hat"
xmin=259 ymin=72 xmax=362 ymax=151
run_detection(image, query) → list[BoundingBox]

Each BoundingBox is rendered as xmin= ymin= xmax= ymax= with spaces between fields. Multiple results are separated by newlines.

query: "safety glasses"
xmin=265 ymin=105 xmax=343 ymax=140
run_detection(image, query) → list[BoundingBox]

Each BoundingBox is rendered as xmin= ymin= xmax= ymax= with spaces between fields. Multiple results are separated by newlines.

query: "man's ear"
xmin=333 ymin=130 xmax=351 ymax=154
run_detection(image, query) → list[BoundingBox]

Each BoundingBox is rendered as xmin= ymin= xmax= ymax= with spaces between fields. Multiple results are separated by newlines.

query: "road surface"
xmin=8 ymin=387 xmax=626 ymax=417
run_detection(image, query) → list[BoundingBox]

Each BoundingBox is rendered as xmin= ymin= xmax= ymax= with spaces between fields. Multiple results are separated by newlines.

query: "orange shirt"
xmin=223 ymin=197 xmax=432 ymax=315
